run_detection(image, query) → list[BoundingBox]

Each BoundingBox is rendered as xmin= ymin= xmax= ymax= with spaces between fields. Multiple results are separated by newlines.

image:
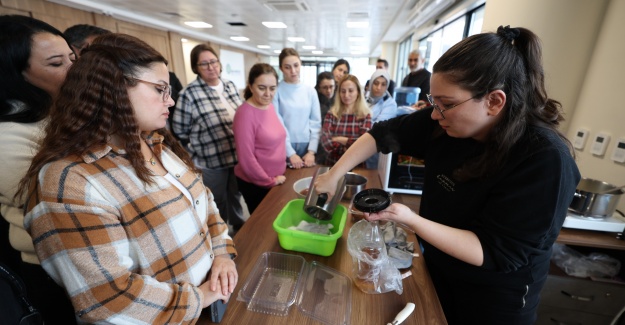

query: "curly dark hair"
xmin=433 ymin=26 xmax=573 ymax=180
xmin=17 ymin=33 xmax=197 ymax=200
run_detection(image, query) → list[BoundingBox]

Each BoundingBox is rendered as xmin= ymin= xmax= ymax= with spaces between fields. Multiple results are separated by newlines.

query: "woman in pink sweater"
xmin=233 ymin=63 xmax=287 ymax=213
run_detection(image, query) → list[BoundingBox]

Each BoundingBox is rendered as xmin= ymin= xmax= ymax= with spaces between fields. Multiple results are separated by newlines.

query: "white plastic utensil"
xmin=387 ymin=302 xmax=415 ymax=325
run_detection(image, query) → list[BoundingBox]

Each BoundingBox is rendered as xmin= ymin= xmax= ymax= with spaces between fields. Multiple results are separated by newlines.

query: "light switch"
xmin=590 ymin=132 xmax=610 ymax=156
xmin=572 ymin=128 xmax=589 ymax=150
xmin=611 ymin=137 xmax=625 ymax=163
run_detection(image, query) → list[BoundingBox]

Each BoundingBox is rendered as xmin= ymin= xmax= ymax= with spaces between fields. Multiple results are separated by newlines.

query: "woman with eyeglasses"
xmin=315 ymin=26 xmax=580 ymax=324
xmin=173 ymin=44 xmax=246 ymax=234
xmin=17 ymin=34 xmax=237 ymax=324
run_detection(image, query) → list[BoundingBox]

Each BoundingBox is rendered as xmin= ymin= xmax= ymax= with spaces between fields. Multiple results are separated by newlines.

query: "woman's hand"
xmin=208 ymin=254 xmax=238 ymax=296
xmin=302 ymin=151 xmax=316 ymax=167
xmin=365 ymin=203 xmax=416 ymax=226
xmin=274 ymin=175 xmax=286 ymax=185
xmin=331 ymin=136 xmax=348 ymax=145
xmin=313 ymin=170 xmax=341 ymax=197
xmin=289 ymin=154 xmax=304 ymax=169
xmin=199 ymin=281 xmax=231 ymax=308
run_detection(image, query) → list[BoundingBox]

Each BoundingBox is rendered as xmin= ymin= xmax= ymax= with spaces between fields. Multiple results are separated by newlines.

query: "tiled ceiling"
xmin=50 ymin=0 xmax=417 ymax=57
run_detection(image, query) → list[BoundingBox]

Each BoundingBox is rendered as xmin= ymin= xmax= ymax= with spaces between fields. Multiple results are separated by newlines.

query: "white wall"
xmin=565 ymin=0 xmax=625 ymax=212
xmin=482 ymin=0 xmax=625 ymax=213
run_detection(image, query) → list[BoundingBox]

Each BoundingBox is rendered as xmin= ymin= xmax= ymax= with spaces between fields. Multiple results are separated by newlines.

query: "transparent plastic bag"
xmin=347 ymin=219 xmax=403 ymax=294
xmin=551 ymin=243 xmax=621 ymax=278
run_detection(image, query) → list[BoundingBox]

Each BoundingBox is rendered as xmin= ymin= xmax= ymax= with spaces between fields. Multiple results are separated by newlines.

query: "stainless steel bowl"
xmin=343 ymin=173 xmax=368 ymax=201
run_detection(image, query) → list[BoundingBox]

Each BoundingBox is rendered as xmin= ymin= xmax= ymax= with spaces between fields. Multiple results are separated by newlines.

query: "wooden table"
xmin=198 ymin=167 xmax=447 ymax=324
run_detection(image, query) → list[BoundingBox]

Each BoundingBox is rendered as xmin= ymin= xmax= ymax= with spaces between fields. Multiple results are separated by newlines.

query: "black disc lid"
xmin=352 ymin=188 xmax=392 ymax=213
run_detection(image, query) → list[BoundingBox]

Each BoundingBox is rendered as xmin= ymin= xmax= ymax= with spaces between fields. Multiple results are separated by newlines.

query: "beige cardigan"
xmin=0 ymin=120 xmax=45 ymax=265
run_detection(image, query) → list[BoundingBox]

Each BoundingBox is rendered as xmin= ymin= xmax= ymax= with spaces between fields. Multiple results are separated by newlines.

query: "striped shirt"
xmin=172 ymin=77 xmax=242 ymax=169
xmin=320 ymin=113 xmax=372 ymax=166
xmin=24 ymin=132 xmax=236 ymax=324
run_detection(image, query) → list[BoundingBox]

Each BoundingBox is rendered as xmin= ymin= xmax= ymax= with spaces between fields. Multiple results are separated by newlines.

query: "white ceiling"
xmin=49 ymin=0 xmax=418 ymax=58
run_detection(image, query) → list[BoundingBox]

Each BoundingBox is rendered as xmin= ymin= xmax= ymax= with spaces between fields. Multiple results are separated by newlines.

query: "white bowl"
xmin=293 ymin=177 xmax=313 ymax=199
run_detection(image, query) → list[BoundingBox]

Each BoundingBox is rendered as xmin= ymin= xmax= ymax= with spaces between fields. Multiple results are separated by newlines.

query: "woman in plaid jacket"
xmin=18 ymin=33 xmax=237 ymax=324
xmin=320 ymin=75 xmax=372 ymax=167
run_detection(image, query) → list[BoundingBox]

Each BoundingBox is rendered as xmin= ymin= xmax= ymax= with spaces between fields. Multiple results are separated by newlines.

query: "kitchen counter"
xmin=197 ymin=167 xmax=447 ymax=325
xmin=557 ymin=228 xmax=625 ymax=251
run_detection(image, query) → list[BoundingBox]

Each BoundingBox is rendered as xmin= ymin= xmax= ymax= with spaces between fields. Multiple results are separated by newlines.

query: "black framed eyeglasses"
xmin=132 ymin=78 xmax=171 ymax=102
xmin=197 ymin=60 xmax=220 ymax=70
xmin=426 ymin=93 xmax=478 ymax=119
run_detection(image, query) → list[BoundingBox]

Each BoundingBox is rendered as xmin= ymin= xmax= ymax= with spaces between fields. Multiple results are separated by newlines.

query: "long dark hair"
xmin=17 ymin=33 xmax=196 ymax=200
xmin=433 ymin=26 xmax=573 ymax=180
xmin=243 ymin=63 xmax=278 ymax=100
xmin=332 ymin=59 xmax=350 ymax=74
xmin=0 ymin=15 xmax=69 ymax=123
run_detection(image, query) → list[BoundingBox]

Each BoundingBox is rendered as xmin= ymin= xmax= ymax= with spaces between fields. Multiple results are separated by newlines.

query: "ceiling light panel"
xmin=346 ymin=21 xmax=369 ymax=28
xmin=262 ymin=21 xmax=287 ymax=28
xmin=230 ymin=36 xmax=250 ymax=41
xmin=184 ymin=21 xmax=212 ymax=28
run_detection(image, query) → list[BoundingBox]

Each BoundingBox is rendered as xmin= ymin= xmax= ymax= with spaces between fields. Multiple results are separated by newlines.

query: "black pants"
xmin=236 ymin=177 xmax=270 ymax=215
xmin=20 ymin=261 xmax=77 ymax=325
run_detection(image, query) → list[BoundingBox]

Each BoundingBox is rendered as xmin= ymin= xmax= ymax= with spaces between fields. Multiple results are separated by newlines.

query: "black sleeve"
xmin=417 ymin=72 xmax=430 ymax=101
xmin=368 ymin=107 xmax=437 ymax=158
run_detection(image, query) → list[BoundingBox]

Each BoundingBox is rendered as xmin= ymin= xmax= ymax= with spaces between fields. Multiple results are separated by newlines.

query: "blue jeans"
xmin=291 ymin=142 xmax=309 ymax=157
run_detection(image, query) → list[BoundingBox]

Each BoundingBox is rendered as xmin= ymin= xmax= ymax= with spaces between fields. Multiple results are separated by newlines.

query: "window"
xmin=395 ymin=35 xmax=413 ymax=86
xmin=413 ymin=4 xmax=485 ymax=72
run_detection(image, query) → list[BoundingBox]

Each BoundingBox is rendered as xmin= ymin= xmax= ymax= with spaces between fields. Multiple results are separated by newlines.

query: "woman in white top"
xmin=0 ymin=15 xmax=77 ymax=324
xmin=273 ymin=48 xmax=321 ymax=169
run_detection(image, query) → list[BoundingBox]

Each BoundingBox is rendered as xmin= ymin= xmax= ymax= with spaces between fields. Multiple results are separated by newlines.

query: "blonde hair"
xmin=329 ymin=74 xmax=370 ymax=119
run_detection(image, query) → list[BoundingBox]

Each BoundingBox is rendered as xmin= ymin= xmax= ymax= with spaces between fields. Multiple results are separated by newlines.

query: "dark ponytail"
xmin=433 ymin=25 xmax=572 ymax=181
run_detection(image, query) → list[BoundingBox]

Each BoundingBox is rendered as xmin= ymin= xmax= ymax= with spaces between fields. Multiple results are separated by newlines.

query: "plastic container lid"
xmin=238 ymin=252 xmax=352 ymax=325
xmin=297 ymin=261 xmax=352 ymax=325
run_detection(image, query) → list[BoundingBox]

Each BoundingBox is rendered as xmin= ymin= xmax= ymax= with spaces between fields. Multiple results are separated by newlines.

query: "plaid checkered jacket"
xmin=24 ymin=132 xmax=236 ymax=324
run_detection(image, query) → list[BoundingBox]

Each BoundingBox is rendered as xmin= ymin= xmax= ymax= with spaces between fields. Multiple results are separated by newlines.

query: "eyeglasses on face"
xmin=426 ymin=93 xmax=478 ymax=119
xmin=132 ymin=78 xmax=171 ymax=102
xmin=197 ymin=60 xmax=220 ymax=69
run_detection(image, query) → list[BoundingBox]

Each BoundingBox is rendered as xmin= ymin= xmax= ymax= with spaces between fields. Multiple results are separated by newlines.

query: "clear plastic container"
xmin=238 ymin=252 xmax=306 ymax=316
xmin=238 ymin=252 xmax=352 ymax=325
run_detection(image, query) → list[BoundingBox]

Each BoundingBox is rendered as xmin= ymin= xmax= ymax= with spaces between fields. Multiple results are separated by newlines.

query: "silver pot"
xmin=343 ymin=172 xmax=368 ymax=201
xmin=569 ymin=178 xmax=623 ymax=217
xmin=304 ymin=167 xmax=346 ymax=220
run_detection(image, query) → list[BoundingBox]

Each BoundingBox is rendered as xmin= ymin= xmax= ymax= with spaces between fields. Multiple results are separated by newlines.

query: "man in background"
xmin=64 ymin=24 xmax=110 ymax=58
xmin=401 ymin=50 xmax=430 ymax=107
xmin=365 ymin=58 xmax=396 ymax=97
